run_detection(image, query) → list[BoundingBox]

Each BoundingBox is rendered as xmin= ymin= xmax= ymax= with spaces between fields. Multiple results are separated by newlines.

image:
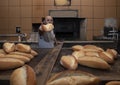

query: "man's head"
xmin=44 ymin=16 xmax=53 ymax=24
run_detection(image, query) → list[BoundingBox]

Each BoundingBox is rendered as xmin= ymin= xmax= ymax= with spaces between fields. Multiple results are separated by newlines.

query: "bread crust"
xmin=72 ymin=45 xmax=84 ymax=51
xmin=46 ymin=70 xmax=100 ymax=85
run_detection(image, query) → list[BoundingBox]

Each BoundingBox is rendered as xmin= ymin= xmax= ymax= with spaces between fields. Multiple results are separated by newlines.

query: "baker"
xmin=38 ymin=16 xmax=58 ymax=48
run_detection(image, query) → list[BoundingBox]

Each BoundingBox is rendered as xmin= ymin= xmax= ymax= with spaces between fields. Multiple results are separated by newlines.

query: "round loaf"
xmin=10 ymin=65 xmax=36 ymax=85
xmin=3 ymin=42 xmax=15 ymax=53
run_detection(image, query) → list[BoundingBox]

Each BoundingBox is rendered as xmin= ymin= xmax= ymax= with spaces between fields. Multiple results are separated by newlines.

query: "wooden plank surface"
xmin=35 ymin=43 xmax=63 ymax=85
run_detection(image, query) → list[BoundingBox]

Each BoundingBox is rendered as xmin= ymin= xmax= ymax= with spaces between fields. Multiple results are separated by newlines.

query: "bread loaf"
xmin=30 ymin=49 xmax=38 ymax=56
xmin=106 ymin=49 xmax=118 ymax=59
xmin=77 ymin=56 xmax=111 ymax=70
xmin=5 ymin=54 xmax=30 ymax=63
xmin=3 ymin=42 xmax=15 ymax=53
xmin=41 ymin=23 xmax=54 ymax=31
xmin=0 ymin=58 xmax=24 ymax=70
xmin=10 ymin=65 xmax=36 ymax=85
xmin=72 ymin=45 xmax=84 ymax=51
xmin=105 ymin=81 xmax=120 ymax=85
xmin=60 ymin=55 xmax=78 ymax=70
xmin=9 ymin=52 xmax=34 ymax=59
xmin=46 ymin=70 xmax=100 ymax=85
xmin=15 ymin=43 xmax=31 ymax=53
xmin=72 ymin=50 xmax=85 ymax=61
xmin=84 ymin=45 xmax=104 ymax=52
xmin=99 ymin=51 xmax=114 ymax=64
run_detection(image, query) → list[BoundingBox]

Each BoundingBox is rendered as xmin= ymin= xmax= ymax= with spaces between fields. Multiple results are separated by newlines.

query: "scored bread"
xmin=46 ymin=70 xmax=100 ymax=85
xmin=41 ymin=23 xmax=54 ymax=32
xmin=99 ymin=51 xmax=114 ymax=64
xmin=60 ymin=55 xmax=78 ymax=70
xmin=10 ymin=65 xmax=36 ymax=85
xmin=77 ymin=56 xmax=111 ymax=70
xmin=3 ymin=42 xmax=15 ymax=53
xmin=105 ymin=81 xmax=120 ymax=85
xmin=72 ymin=50 xmax=85 ymax=61
xmin=0 ymin=58 xmax=24 ymax=70
xmin=15 ymin=43 xmax=31 ymax=53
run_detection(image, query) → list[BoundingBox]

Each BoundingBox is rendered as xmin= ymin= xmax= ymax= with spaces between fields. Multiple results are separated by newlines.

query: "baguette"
xmin=0 ymin=49 xmax=6 ymax=54
xmin=78 ymin=56 xmax=111 ymax=70
xmin=60 ymin=55 xmax=78 ymax=70
xmin=5 ymin=54 xmax=30 ymax=63
xmin=3 ymin=42 xmax=15 ymax=53
xmin=46 ymin=70 xmax=100 ymax=85
xmin=9 ymin=51 xmax=34 ymax=59
xmin=15 ymin=43 xmax=31 ymax=53
xmin=0 ymin=58 xmax=24 ymax=70
xmin=10 ymin=65 xmax=36 ymax=85
xmin=105 ymin=81 xmax=120 ymax=85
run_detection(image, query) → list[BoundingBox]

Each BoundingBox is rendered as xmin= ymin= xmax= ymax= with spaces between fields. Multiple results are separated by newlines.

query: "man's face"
xmin=45 ymin=16 xmax=53 ymax=24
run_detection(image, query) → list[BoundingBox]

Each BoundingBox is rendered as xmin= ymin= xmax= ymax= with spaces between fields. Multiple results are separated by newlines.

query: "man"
xmin=38 ymin=16 xmax=57 ymax=48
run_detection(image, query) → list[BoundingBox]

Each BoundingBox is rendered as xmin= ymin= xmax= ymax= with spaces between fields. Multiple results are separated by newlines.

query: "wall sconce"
xmin=54 ymin=0 xmax=71 ymax=6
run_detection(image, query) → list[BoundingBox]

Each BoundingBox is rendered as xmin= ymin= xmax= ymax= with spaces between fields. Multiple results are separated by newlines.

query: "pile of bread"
xmin=60 ymin=44 xmax=118 ymax=70
xmin=0 ymin=42 xmax=38 ymax=70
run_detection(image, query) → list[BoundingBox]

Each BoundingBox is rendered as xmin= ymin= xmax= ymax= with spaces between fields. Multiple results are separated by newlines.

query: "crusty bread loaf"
xmin=72 ymin=45 xmax=84 ymax=51
xmin=10 ymin=65 xmax=36 ymax=85
xmin=41 ymin=23 xmax=54 ymax=31
xmin=99 ymin=51 xmax=114 ymax=64
xmin=72 ymin=50 xmax=85 ymax=61
xmin=105 ymin=81 xmax=120 ymax=85
xmin=15 ymin=43 xmax=31 ymax=53
xmin=77 ymin=56 xmax=111 ymax=70
xmin=0 ymin=58 xmax=24 ymax=70
xmin=46 ymin=70 xmax=100 ymax=85
xmin=84 ymin=45 xmax=104 ymax=52
xmin=85 ymin=51 xmax=100 ymax=57
xmin=30 ymin=49 xmax=38 ymax=56
xmin=106 ymin=49 xmax=118 ymax=59
xmin=60 ymin=55 xmax=78 ymax=70
xmin=0 ymin=49 xmax=6 ymax=54
xmin=9 ymin=51 xmax=34 ymax=59
xmin=3 ymin=42 xmax=15 ymax=53
xmin=5 ymin=54 xmax=30 ymax=63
